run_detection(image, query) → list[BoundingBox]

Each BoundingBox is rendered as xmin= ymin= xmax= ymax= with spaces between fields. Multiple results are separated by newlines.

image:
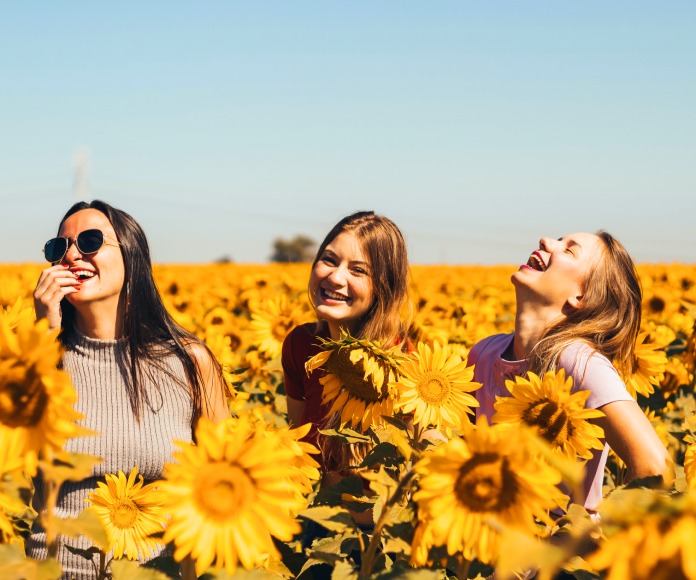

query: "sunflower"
xmin=410 ymin=418 xmax=564 ymax=566
xmin=248 ymin=295 xmax=312 ymax=360
xmin=0 ymin=297 xmax=33 ymax=329
xmin=684 ymin=434 xmax=696 ymax=491
xmin=587 ymin=487 xmax=696 ymax=580
xmin=305 ymin=331 xmax=407 ymax=432
xmin=160 ymin=415 xmax=309 ymax=576
xmin=85 ymin=466 xmax=165 ymax=560
xmin=0 ymin=316 xmax=86 ymax=476
xmin=0 ymin=428 xmax=33 ymax=542
xmin=392 ymin=341 xmax=481 ymax=435
xmin=492 ymin=369 xmax=605 ymax=460
xmin=615 ymin=332 xmax=668 ymax=399
xmin=218 ymin=415 xmax=321 ymax=496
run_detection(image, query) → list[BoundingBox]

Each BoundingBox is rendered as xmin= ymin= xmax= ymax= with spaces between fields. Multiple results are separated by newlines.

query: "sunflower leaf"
xmin=359 ymin=442 xmax=402 ymax=469
xmin=299 ymin=506 xmax=356 ymax=533
xmin=380 ymin=415 xmax=411 ymax=433
xmin=54 ymin=508 xmax=108 ymax=547
xmin=319 ymin=428 xmax=372 ymax=444
xmin=330 ymin=559 xmax=359 ymax=580
xmin=64 ymin=544 xmax=101 ymax=561
xmin=111 ymin=559 xmax=172 ymax=580
xmin=0 ymin=544 xmax=62 ymax=579
xmin=38 ymin=453 xmax=103 ymax=488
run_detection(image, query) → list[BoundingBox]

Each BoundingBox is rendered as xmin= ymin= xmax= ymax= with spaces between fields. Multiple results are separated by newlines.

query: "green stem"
xmin=44 ymin=479 xmax=59 ymax=560
xmin=456 ymin=555 xmax=471 ymax=579
xmin=358 ymin=469 xmax=417 ymax=579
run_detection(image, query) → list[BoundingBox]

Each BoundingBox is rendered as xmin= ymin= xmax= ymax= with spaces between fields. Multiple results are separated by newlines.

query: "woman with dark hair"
xmin=469 ymin=231 xmax=673 ymax=512
xmin=30 ymin=200 xmax=229 ymax=578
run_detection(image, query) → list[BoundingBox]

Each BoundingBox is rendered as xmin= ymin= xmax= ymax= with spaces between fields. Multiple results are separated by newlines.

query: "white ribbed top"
xmin=28 ymin=331 xmax=194 ymax=580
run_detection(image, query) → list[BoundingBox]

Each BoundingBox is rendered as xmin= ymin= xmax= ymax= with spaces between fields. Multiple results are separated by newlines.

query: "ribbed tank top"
xmin=27 ymin=331 xmax=194 ymax=580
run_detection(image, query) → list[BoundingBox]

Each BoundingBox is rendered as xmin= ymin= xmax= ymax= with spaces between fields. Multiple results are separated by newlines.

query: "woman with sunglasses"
xmin=30 ymin=200 xmax=229 ymax=578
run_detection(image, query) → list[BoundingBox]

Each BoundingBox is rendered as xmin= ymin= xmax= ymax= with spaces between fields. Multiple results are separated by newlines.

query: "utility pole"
xmin=73 ymin=147 xmax=90 ymax=201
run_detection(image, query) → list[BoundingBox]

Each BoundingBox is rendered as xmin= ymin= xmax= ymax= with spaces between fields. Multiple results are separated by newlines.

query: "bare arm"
xmin=188 ymin=342 xmax=230 ymax=423
xmin=286 ymin=395 xmax=306 ymax=428
xmin=595 ymin=399 xmax=674 ymax=486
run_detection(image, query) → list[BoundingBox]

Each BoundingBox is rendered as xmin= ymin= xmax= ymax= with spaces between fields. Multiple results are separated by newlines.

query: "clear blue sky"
xmin=2 ymin=2 xmax=694 ymax=265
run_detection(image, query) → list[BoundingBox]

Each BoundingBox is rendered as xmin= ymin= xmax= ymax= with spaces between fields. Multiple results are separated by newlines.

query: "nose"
xmin=327 ymin=265 xmax=347 ymax=286
xmin=539 ymin=237 xmax=555 ymax=252
xmin=62 ymin=239 xmax=83 ymax=264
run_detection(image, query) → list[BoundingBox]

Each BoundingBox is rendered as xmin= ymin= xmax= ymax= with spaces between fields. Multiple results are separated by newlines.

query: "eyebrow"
xmin=559 ymin=237 xmax=582 ymax=251
xmin=323 ymin=248 xmax=370 ymax=267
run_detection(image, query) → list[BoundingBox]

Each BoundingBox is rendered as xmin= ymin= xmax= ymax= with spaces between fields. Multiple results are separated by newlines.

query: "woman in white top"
xmin=468 ymin=231 xmax=673 ymax=511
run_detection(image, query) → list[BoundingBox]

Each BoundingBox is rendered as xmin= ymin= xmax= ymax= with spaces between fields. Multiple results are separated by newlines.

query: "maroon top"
xmin=282 ymin=323 xmax=332 ymax=448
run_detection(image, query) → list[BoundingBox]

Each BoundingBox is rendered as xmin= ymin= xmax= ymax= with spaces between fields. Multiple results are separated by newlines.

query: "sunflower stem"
xmin=97 ymin=550 xmax=108 ymax=580
xmin=44 ymin=478 xmax=59 ymax=560
xmin=456 ymin=555 xmax=471 ymax=579
xmin=358 ymin=469 xmax=417 ymax=579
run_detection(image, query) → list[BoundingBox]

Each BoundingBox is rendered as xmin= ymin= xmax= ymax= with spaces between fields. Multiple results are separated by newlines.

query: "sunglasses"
xmin=43 ymin=229 xmax=120 ymax=263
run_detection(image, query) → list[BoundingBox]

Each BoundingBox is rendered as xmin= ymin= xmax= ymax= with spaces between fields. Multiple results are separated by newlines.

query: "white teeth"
xmin=528 ymin=254 xmax=546 ymax=272
xmin=323 ymin=289 xmax=348 ymax=301
xmin=73 ymin=270 xmax=95 ymax=278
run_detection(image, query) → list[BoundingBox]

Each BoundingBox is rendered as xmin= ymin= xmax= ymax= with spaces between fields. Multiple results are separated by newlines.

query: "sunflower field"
xmin=2 ymin=261 xmax=696 ymax=580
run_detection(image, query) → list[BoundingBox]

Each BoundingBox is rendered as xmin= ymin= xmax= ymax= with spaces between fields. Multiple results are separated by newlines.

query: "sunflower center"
xmin=326 ymin=349 xmax=384 ymax=402
xmin=454 ymin=453 xmax=517 ymax=512
xmin=648 ymin=296 xmax=666 ymax=314
xmin=272 ymin=316 xmax=295 ymax=342
xmin=522 ymin=399 xmax=573 ymax=447
xmin=0 ymin=367 xmax=49 ymax=428
xmin=109 ymin=499 xmax=139 ymax=529
xmin=194 ymin=464 xmax=254 ymax=522
xmin=415 ymin=371 xmax=451 ymax=405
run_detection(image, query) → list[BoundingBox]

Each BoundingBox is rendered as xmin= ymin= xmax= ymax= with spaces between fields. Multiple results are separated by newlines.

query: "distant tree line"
xmin=270 ymin=235 xmax=317 ymax=263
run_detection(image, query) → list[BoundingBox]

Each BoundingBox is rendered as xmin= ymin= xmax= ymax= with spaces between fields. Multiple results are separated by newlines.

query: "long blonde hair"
xmin=527 ymin=230 xmax=642 ymax=376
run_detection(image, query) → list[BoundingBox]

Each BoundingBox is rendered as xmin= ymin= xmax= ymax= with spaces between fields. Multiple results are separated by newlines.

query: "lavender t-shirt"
xmin=468 ymin=333 xmax=633 ymax=510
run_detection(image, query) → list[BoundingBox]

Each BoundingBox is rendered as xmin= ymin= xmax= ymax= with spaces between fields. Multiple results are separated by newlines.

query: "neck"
xmin=326 ymin=321 xmax=356 ymax=341
xmin=74 ymin=302 xmax=124 ymax=340
xmin=513 ymin=302 xmax=560 ymax=360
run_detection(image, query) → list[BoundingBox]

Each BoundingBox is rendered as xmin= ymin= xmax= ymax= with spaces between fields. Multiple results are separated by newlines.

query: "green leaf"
xmin=64 ymin=544 xmax=100 ymax=562
xmin=314 ymin=476 xmax=365 ymax=506
xmin=359 ymin=442 xmax=402 ymax=469
xmin=299 ymin=506 xmax=356 ymax=533
xmin=318 ymin=429 xmax=372 ymax=444
xmin=201 ymin=567 xmax=288 ymax=579
xmin=374 ymin=566 xmax=442 ymax=579
xmin=111 ymin=559 xmax=172 ymax=580
xmin=380 ymin=415 xmax=411 ymax=433
xmin=0 ymin=545 xmax=63 ymax=580
xmin=140 ymin=554 xmax=182 ymax=578
xmin=330 ymin=559 xmax=358 ymax=580
xmin=495 ymin=527 xmax=567 ymax=580
xmin=38 ymin=453 xmax=103 ymax=488
xmin=52 ymin=509 xmax=108 ymax=547
xmin=310 ymin=533 xmax=360 ymax=556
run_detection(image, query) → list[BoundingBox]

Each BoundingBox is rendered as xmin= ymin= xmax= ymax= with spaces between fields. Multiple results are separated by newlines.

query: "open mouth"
xmin=321 ymin=288 xmax=349 ymax=302
xmin=526 ymin=252 xmax=547 ymax=272
xmin=72 ymin=269 xmax=96 ymax=281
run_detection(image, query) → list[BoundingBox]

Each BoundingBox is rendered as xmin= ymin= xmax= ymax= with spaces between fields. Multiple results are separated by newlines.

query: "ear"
xmin=567 ymin=294 xmax=583 ymax=311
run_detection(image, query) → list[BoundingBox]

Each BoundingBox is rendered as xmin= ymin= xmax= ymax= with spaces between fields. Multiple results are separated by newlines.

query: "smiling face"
xmin=512 ymin=232 xmax=604 ymax=313
xmin=309 ymin=231 xmax=374 ymax=338
xmin=58 ymin=208 xmax=126 ymax=313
